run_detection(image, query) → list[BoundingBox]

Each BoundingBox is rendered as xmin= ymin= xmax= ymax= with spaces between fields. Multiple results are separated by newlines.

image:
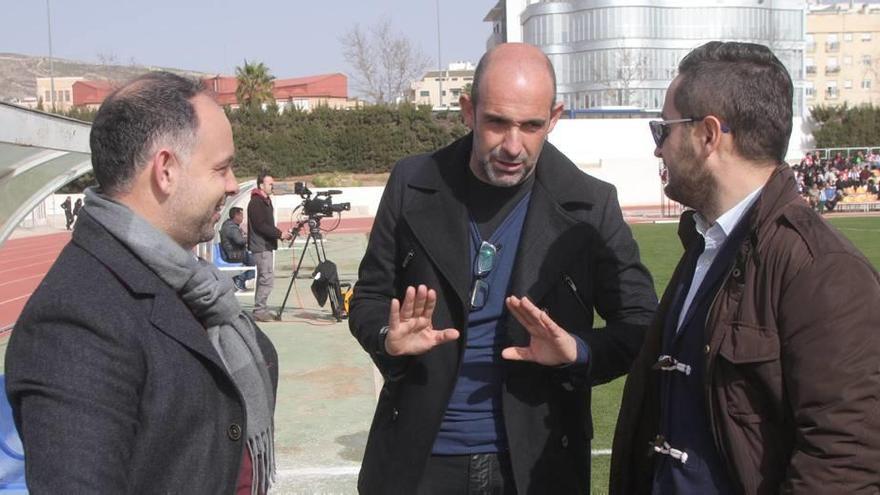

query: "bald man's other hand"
xmin=384 ymin=285 xmax=460 ymax=356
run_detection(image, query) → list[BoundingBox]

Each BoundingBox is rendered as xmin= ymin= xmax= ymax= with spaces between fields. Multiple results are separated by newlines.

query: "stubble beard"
xmin=477 ymin=148 xmax=536 ymax=188
xmin=663 ymin=140 xmax=717 ymax=215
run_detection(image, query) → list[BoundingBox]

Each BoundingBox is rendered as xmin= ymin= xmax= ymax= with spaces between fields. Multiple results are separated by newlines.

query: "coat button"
xmin=704 ymin=345 xmax=711 ymax=354
xmin=227 ymin=423 xmax=242 ymax=441
xmin=561 ymin=435 xmax=569 ymax=448
xmin=392 ymin=408 xmax=399 ymax=422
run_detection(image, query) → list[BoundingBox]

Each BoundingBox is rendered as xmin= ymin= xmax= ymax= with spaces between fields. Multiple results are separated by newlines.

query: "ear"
xmin=699 ymin=115 xmax=726 ymax=156
xmin=150 ymin=149 xmax=179 ymax=197
xmin=460 ymin=94 xmax=475 ymax=129
xmin=546 ymin=101 xmax=565 ymax=134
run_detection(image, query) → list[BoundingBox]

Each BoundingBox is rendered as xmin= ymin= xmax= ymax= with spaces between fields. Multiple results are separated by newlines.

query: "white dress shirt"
xmin=676 ymin=187 xmax=763 ymax=332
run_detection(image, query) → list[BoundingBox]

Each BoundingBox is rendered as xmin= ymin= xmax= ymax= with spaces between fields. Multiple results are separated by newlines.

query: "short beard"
xmin=476 ymin=148 xmax=536 ymax=188
xmin=663 ymin=140 xmax=717 ymax=216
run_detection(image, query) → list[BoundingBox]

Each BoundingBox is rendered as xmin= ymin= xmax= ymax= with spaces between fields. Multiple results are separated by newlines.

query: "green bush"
xmin=228 ymin=103 xmax=469 ymax=178
xmin=811 ymin=104 xmax=880 ymax=149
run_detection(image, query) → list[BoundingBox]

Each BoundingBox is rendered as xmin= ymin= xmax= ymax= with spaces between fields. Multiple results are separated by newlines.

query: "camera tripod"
xmin=277 ymin=216 xmax=345 ymax=321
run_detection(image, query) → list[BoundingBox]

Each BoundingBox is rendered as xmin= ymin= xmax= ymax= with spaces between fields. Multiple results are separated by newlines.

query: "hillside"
xmin=0 ymin=52 xmax=208 ymax=102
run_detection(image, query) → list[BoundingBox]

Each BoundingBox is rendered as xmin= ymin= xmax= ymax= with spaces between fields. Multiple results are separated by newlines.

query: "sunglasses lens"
xmin=470 ymin=279 xmax=490 ymax=310
xmin=650 ymin=121 xmax=665 ymax=147
xmin=476 ymin=242 xmax=496 ymax=275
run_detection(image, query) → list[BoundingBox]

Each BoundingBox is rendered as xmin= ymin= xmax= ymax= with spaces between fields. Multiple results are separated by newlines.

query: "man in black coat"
xmin=349 ymin=43 xmax=657 ymax=494
xmin=5 ymin=72 xmax=278 ymax=494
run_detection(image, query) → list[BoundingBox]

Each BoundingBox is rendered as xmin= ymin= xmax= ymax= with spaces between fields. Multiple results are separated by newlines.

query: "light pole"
xmin=46 ymin=0 xmax=56 ymax=111
xmin=435 ymin=0 xmax=443 ymax=110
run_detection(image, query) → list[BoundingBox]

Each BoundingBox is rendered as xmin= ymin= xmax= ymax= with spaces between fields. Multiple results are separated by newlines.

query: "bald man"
xmin=349 ymin=43 xmax=656 ymax=493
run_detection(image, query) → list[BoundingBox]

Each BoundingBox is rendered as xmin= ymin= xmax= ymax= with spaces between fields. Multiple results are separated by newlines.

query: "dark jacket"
xmin=220 ymin=218 xmax=247 ymax=262
xmin=247 ymin=190 xmax=282 ymax=253
xmin=5 ymin=210 xmax=279 ymax=494
xmin=349 ymin=134 xmax=657 ymax=494
xmin=610 ymin=165 xmax=880 ymax=494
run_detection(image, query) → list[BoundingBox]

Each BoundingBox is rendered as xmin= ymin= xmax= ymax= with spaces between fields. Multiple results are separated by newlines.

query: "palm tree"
xmin=235 ymin=60 xmax=275 ymax=109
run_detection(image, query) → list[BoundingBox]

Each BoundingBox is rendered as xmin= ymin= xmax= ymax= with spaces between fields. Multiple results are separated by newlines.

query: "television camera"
xmin=294 ymin=181 xmax=351 ymax=218
xmin=277 ymin=182 xmax=351 ymax=321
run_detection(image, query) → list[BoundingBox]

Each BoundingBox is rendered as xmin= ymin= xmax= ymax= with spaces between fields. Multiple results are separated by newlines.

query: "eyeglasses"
xmin=470 ymin=241 xmax=498 ymax=311
xmin=649 ymin=117 xmax=702 ymax=148
xmin=649 ymin=116 xmax=730 ymax=148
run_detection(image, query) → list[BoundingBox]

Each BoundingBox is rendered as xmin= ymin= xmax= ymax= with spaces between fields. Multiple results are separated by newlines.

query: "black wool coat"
xmin=5 ymin=210 xmax=278 ymax=494
xmin=349 ymin=134 xmax=657 ymax=494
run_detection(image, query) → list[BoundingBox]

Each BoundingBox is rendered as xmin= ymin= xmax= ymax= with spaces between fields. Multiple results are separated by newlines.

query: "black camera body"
xmin=294 ymin=181 xmax=351 ymax=218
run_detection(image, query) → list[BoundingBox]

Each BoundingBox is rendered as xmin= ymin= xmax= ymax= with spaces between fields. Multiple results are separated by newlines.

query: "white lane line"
xmin=0 ymin=274 xmax=45 ymax=288
xmin=0 ymin=294 xmax=32 ymax=305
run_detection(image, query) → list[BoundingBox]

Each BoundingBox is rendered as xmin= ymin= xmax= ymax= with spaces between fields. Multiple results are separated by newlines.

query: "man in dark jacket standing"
xmin=349 ymin=43 xmax=657 ymax=494
xmin=610 ymin=42 xmax=880 ymax=494
xmin=220 ymin=206 xmax=255 ymax=291
xmin=247 ymin=172 xmax=291 ymax=322
xmin=60 ymin=196 xmax=73 ymax=230
xmin=6 ymin=72 xmax=278 ymax=494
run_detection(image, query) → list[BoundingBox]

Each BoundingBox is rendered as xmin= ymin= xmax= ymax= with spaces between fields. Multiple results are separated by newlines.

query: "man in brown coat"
xmin=610 ymin=41 xmax=880 ymax=494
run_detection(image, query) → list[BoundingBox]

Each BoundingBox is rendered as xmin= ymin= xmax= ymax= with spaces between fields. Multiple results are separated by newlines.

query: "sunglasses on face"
xmin=649 ymin=116 xmax=730 ymax=148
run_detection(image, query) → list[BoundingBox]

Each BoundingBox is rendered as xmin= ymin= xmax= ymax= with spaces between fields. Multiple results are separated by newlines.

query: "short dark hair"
xmin=675 ymin=41 xmax=793 ymax=164
xmin=229 ymin=206 xmax=243 ymax=219
xmin=90 ymin=71 xmax=205 ymax=196
xmin=257 ymin=168 xmax=272 ymax=187
xmin=470 ymin=45 xmax=557 ymax=110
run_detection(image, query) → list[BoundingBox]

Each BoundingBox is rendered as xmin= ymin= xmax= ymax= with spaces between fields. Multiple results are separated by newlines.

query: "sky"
xmin=2 ymin=0 xmax=497 ymax=77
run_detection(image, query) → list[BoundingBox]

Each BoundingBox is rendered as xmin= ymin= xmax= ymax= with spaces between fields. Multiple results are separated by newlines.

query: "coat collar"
xmin=677 ymin=164 xmax=799 ymax=253
xmin=72 ymin=210 xmax=228 ymax=372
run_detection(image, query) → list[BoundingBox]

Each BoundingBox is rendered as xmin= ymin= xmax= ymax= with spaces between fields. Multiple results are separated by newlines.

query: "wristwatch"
xmin=377 ymin=325 xmax=391 ymax=356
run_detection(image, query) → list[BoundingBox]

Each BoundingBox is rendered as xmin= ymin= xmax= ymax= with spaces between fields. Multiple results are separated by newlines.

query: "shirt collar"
xmin=694 ymin=186 xmax=763 ymax=241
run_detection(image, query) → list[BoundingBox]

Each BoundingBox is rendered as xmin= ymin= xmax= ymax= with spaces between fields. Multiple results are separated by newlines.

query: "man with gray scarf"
xmin=5 ymin=72 xmax=278 ymax=494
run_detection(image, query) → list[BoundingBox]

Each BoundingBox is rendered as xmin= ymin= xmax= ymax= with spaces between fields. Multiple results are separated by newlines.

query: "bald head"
xmin=470 ymin=43 xmax=557 ymax=110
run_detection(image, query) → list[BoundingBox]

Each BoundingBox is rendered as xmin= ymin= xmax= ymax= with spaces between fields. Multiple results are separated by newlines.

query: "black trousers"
xmin=416 ymin=452 xmax=517 ymax=495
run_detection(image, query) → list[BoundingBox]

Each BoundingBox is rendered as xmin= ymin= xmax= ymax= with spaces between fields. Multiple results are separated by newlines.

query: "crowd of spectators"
xmin=793 ymin=149 xmax=880 ymax=213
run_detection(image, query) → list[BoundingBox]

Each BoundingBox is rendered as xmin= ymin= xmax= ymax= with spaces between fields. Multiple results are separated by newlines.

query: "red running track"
xmin=0 ymin=217 xmax=375 ymax=331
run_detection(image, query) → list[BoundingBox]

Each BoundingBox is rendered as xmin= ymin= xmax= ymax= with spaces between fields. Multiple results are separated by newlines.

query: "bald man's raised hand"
xmin=502 ymin=296 xmax=578 ymax=366
xmin=384 ymin=285 xmax=460 ymax=356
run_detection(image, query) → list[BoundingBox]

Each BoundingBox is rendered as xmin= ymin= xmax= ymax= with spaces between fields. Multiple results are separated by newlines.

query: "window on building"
xmin=862 ymin=32 xmax=873 ymax=42
xmin=863 ymin=55 xmax=872 ymax=66
xmin=64 ymin=90 xmax=70 ymax=102
xmin=451 ymin=89 xmax=460 ymax=96
xmin=806 ymin=57 xmax=816 ymax=74
xmin=441 ymin=91 xmax=446 ymax=96
xmin=844 ymin=33 xmax=852 ymax=42
xmin=806 ymin=34 xmax=815 ymax=52
xmin=805 ymin=82 xmax=815 ymax=98
xmin=826 ymin=81 xmax=839 ymax=98
xmin=419 ymin=91 xmax=430 ymax=97
xmin=464 ymin=77 xmax=472 ymax=81
xmin=825 ymin=57 xmax=840 ymax=75
xmin=825 ymin=33 xmax=839 ymax=52
xmin=863 ymin=79 xmax=873 ymax=90
xmin=451 ymin=78 xmax=458 ymax=81
xmin=844 ymin=80 xmax=853 ymax=89
xmin=44 ymin=90 xmax=50 ymax=101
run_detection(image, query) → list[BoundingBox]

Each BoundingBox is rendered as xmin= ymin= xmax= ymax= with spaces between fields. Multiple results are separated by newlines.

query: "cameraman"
xmin=248 ymin=172 xmax=291 ymax=322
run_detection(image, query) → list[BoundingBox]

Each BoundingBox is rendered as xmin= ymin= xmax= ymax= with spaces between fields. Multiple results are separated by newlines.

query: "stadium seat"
xmin=0 ymin=376 xmax=26 ymax=493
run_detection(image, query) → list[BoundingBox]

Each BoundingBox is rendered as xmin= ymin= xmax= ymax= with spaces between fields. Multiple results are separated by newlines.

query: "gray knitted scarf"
xmin=83 ymin=188 xmax=274 ymax=494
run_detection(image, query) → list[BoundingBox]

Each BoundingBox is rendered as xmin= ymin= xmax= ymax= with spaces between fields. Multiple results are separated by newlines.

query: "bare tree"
xmin=600 ymin=48 xmax=649 ymax=107
xmin=340 ymin=18 xmax=431 ymax=104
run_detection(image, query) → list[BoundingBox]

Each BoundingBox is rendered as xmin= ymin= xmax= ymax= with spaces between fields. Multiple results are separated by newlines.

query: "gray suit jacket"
xmin=5 ymin=210 xmax=278 ymax=494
